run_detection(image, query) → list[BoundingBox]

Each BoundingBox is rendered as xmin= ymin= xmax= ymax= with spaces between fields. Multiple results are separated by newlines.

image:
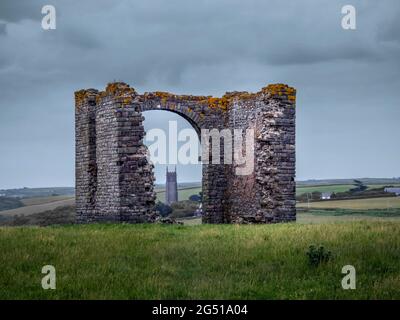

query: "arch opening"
xmin=143 ymin=109 xmax=203 ymax=222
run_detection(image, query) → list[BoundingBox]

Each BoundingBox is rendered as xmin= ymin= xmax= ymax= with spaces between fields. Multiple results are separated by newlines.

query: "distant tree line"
xmin=296 ymin=180 xmax=396 ymax=203
xmin=154 ymin=192 xmax=202 ymax=218
xmin=0 ymin=197 xmax=24 ymax=211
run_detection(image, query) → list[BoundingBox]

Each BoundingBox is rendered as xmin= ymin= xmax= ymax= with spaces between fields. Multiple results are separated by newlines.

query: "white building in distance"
xmin=384 ymin=188 xmax=400 ymax=196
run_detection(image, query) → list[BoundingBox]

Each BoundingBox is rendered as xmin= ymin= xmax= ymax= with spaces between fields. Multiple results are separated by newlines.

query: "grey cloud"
xmin=260 ymin=45 xmax=378 ymax=66
xmin=0 ymin=0 xmax=43 ymax=22
xmin=377 ymin=19 xmax=400 ymax=43
xmin=0 ymin=23 xmax=6 ymax=35
xmin=40 ymin=26 xmax=102 ymax=50
xmin=0 ymin=0 xmax=400 ymax=188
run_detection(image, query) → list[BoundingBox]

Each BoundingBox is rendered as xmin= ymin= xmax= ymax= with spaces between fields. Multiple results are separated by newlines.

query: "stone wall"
xmin=75 ymin=82 xmax=296 ymax=224
xmin=224 ymin=86 xmax=296 ymax=223
xmin=75 ymin=89 xmax=98 ymax=223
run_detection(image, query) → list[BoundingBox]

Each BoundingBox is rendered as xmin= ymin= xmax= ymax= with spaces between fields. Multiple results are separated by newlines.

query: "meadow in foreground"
xmin=0 ymin=221 xmax=399 ymax=299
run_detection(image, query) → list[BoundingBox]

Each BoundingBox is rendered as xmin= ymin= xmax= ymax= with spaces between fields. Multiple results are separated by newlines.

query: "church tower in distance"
xmin=166 ymin=167 xmax=178 ymax=205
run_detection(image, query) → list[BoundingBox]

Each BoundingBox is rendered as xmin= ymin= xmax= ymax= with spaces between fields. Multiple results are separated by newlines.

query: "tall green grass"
xmin=0 ymin=222 xmax=399 ymax=299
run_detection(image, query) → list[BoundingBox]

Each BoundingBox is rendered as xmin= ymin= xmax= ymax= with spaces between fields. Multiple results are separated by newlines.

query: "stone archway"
xmin=75 ymin=82 xmax=296 ymax=224
xmin=141 ymin=108 xmax=202 ymax=208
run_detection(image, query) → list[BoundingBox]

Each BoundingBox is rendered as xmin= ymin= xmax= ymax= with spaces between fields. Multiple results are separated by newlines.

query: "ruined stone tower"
xmin=165 ymin=167 xmax=178 ymax=205
xmin=75 ymin=82 xmax=296 ymax=224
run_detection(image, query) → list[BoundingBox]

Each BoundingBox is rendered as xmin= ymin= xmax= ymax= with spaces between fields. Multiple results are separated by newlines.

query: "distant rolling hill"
xmin=0 ymin=184 xmax=202 ymax=218
xmin=297 ymin=178 xmax=400 ymax=186
xmin=0 ymin=187 xmax=74 ymax=198
xmin=1 ymin=178 xmax=399 ymax=220
xmin=0 ymin=196 xmax=75 ymax=217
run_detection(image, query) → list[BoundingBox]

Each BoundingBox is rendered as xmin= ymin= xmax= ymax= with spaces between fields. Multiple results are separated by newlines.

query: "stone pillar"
xmin=202 ymin=163 xmax=227 ymax=223
xmin=256 ymin=85 xmax=296 ymax=222
xmin=222 ymin=85 xmax=296 ymax=223
xmin=75 ymin=89 xmax=98 ymax=223
xmin=94 ymin=83 xmax=157 ymax=222
xmin=225 ymin=97 xmax=259 ymax=223
xmin=117 ymin=108 xmax=157 ymax=223
xmin=201 ymin=112 xmax=229 ymax=224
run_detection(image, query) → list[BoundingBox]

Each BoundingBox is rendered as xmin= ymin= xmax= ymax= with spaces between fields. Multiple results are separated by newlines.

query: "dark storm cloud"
xmin=0 ymin=23 xmax=6 ymax=35
xmin=0 ymin=0 xmax=399 ymax=188
xmin=260 ymin=45 xmax=378 ymax=65
xmin=0 ymin=0 xmax=42 ymax=22
xmin=377 ymin=14 xmax=400 ymax=43
xmin=41 ymin=26 xmax=102 ymax=50
xmin=0 ymin=0 xmax=398 ymax=86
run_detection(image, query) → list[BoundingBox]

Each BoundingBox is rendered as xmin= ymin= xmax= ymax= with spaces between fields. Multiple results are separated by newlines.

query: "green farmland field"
xmin=0 ymin=222 xmax=399 ymax=299
xmin=156 ymin=187 xmax=201 ymax=203
xmin=296 ymin=184 xmax=353 ymax=195
xmin=296 ymin=184 xmax=400 ymax=196
xmin=297 ymin=197 xmax=400 ymax=210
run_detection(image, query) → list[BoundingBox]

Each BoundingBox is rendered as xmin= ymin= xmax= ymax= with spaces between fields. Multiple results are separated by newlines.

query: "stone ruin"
xmin=75 ymin=82 xmax=296 ymax=224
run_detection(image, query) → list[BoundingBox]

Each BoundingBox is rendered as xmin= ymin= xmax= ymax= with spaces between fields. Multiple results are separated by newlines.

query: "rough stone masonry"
xmin=75 ymin=82 xmax=296 ymax=224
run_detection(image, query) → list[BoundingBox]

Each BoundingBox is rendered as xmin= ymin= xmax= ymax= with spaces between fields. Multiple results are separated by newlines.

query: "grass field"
xmin=296 ymin=184 xmax=353 ymax=195
xmin=296 ymin=184 xmax=400 ymax=196
xmin=297 ymin=197 xmax=400 ymax=210
xmin=181 ymin=212 xmax=400 ymax=225
xmin=21 ymin=195 xmax=74 ymax=206
xmin=0 ymin=222 xmax=399 ymax=299
xmin=156 ymin=187 xmax=201 ymax=203
xmin=299 ymin=211 xmax=400 ymax=223
xmin=157 ymin=183 xmax=400 ymax=200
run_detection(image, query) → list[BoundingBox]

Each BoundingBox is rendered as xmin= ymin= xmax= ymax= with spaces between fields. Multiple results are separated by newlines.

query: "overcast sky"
xmin=0 ymin=0 xmax=399 ymax=188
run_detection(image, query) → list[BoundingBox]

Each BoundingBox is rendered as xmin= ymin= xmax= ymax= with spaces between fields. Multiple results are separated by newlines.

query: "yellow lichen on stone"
xmin=286 ymin=87 xmax=296 ymax=95
xmin=263 ymin=84 xmax=288 ymax=95
xmin=154 ymin=91 xmax=174 ymax=99
xmin=223 ymin=91 xmax=257 ymax=101
xmin=75 ymin=90 xmax=88 ymax=106
xmin=149 ymin=91 xmax=230 ymax=111
xmin=95 ymin=91 xmax=107 ymax=104
xmin=263 ymin=84 xmax=296 ymax=103
xmin=153 ymin=91 xmax=174 ymax=106
xmin=106 ymin=83 xmax=118 ymax=95
xmin=105 ymin=82 xmax=136 ymax=96
xmin=206 ymin=97 xmax=229 ymax=111
xmin=133 ymin=83 xmax=296 ymax=111
xmin=98 ymin=82 xmax=137 ymax=106
xmin=120 ymin=96 xmax=133 ymax=105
